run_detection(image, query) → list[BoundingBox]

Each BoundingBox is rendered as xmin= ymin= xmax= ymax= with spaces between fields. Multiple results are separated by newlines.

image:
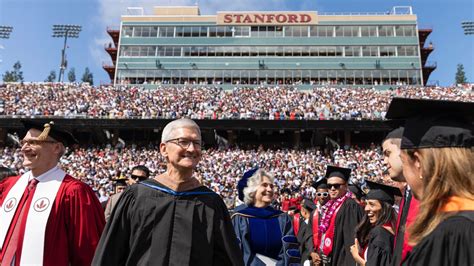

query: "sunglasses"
xmin=327 ymin=183 xmax=345 ymax=190
xmin=316 ymin=192 xmax=329 ymax=197
xmin=130 ymin=174 xmax=147 ymax=181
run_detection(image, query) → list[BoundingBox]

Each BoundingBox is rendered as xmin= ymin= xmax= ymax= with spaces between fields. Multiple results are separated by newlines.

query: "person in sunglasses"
xmin=104 ymin=165 xmax=150 ymax=221
xmin=350 ymin=181 xmax=401 ymax=266
xmin=314 ymin=166 xmax=364 ymax=266
xmin=310 ymin=177 xmax=329 ymax=264
xmin=93 ymin=118 xmax=243 ymax=265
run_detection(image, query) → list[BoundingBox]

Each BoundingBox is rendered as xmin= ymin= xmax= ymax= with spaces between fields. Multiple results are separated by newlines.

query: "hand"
xmin=350 ymin=238 xmax=360 ymax=257
xmin=310 ymin=252 xmax=321 ymax=265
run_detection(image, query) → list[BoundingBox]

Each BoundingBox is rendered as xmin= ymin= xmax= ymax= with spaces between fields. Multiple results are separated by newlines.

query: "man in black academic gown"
xmin=92 ymin=118 xmax=243 ymax=265
xmin=316 ymin=166 xmax=364 ymax=266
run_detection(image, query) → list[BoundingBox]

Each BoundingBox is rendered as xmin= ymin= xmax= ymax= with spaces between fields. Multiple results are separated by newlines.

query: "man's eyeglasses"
xmin=130 ymin=174 xmax=147 ymax=181
xmin=316 ymin=192 xmax=329 ymax=197
xmin=166 ymin=138 xmax=204 ymax=149
xmin=327 ymin=183 xmax=345 ymax=190
xmin=20 ymin=139 xmax=58 ymax=147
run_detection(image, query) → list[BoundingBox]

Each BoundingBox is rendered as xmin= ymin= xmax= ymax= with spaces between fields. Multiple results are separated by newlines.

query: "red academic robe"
xmin=0 ymin=174 xmax=105 ymax=266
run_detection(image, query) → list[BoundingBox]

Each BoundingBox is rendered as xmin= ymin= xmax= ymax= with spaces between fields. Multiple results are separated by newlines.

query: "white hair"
xmin=161 ymin=118 xmax=201 ymax=143
xmin=243 ymin=169 xmax=275 ymax=205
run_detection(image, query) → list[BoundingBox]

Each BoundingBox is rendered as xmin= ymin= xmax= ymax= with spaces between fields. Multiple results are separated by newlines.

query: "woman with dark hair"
xmin=385 ymin=98 xmax=473 ymax=265
xmin=350 ymin=181 xmax=400 ymax=266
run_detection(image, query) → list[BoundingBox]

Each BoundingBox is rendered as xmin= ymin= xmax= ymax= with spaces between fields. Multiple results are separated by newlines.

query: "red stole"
xmin=401 ymin=198 xmax=419 ymax=262
xmin=293 ymin=213 xmax=301 ymax=235
xmin=312 ymin=209 xmax=319 ymax=250
xmin=322 ymin=203 xmax=344 ymax=256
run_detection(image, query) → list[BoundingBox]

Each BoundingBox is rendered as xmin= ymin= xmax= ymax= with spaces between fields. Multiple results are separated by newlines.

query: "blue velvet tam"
xmin=237 ymin=167 xmax=259 ymax=201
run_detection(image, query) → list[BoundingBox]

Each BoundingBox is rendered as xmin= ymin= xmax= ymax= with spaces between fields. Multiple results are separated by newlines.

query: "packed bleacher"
xmin=0 ymin=83 xmax=472 ymax=120
xmin=0 ymin=144 xmax=391 ymax=208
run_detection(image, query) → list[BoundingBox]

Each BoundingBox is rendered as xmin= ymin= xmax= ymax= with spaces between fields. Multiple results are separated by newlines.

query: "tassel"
xmin=38 ymin=121 xmax=54 ymax=140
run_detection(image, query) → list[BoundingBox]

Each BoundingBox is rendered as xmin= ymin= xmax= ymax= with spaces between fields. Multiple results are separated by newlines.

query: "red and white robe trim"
xmin=0 ymin=166 xmax=65 ymax=265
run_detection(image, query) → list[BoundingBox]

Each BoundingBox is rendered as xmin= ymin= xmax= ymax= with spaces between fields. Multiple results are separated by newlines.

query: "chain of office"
xmin=122 ymin=25 xmax=417 ymax=38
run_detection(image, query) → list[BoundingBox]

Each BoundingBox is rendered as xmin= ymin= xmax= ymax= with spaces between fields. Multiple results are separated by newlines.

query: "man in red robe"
xmin=0 ymin=121 xmax=105 ymax=266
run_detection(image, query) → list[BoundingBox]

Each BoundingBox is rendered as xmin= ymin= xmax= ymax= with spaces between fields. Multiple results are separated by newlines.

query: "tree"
xmin=455 ymin=64 xmax=467 ymax=84
xmin=45 ymin=70 xmax=57 ymax=82
xmin=2 ymin=61 xmax=24 ymax=82
xmin=68 ymin=67 xmax=76 ymax=82
xmin=81 ymin=67 xmax=94 ymax=85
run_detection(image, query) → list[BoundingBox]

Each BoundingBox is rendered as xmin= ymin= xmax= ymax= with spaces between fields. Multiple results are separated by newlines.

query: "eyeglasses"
xmin=20 ymin=139 xmax=58 ymax=147
xmin=327 ymin=183 xmax=345 ymax=190
xmin=130 ymin=174 xmax=147 ymax=181
xmin=316 ymin=192 xmax=329 ymax=197
xmin=166 ymin=138 xmax=204 ymax=149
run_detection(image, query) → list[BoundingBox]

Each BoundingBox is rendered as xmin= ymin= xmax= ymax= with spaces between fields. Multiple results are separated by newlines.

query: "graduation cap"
xmin=348 ymin=184 xmax=364 ymax=199
xmin=311 ymin=176 xmax=328 ymax=190
xmin=365 ymin=180 xmax=402 ymax=205
xmin=22 ymin=120 xmax=78 ymax=145
xmin=325 ymin=165 xmax=352 ymax=182
xmin=111 ymin=177 xmax=128 ymax=187
xmin=383 ymin=127 xmax=404 ymax=141
xmin=301 ymin=198 xmax=316 ymax=212
xmin=385 ymin=98 xmax=473 ymax=149
xmin=237 ymin=167 xmax=259 ymax=201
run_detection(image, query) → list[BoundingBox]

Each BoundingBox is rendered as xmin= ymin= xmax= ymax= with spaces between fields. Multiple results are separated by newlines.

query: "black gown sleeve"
xmin=403 ymin=211 xmax=474 ymax=266
xmin=332 ymin=199 xmax=364 ymax=266
xmin=92 ymin=187 xmax=136 ymax=265
xmin=365 ymin=226 xmax=394 ymax=266
xmin=212 ymin=195 xmax=245 ymax=266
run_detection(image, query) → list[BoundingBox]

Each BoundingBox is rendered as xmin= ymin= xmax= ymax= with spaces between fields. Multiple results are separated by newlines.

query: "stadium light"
xmin=52 ymin=24 xmax=82 ymax=82
xmin=462 ymin=21 xmax=474 ymax=35
xmin=0 ymin=26 xmax=13 ymax=39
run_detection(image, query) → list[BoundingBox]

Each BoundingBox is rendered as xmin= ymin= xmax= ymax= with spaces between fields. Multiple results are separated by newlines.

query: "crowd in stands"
xmin=0 ymin=144 xmax=391 ymax=209
xmin=0 ymin=83 xmax=472 ymax=120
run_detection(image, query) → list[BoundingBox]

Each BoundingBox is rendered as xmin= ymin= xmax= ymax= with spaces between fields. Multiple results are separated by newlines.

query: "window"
xmin=380 ymin=46 xmax=396 ymax=56
xmin=123 ymin=26 xmax=133 ymax=37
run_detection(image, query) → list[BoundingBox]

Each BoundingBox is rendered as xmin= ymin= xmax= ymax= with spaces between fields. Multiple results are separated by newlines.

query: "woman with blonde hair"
xmin=386 ymin=98 xmax=474 ymax=266
xmin=232 ymin=168 xmax=300 ymax=265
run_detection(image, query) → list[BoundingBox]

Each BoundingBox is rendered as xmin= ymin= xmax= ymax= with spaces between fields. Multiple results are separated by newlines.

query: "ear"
xmin=160 ymin=142 xmax=168 ymax=159
xmin=413 ymin=151 xmax=422 ymax=169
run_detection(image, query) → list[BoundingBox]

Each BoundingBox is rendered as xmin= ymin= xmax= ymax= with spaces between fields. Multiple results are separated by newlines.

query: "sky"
xmin=0 ymin=0 xmax=473 ymax=85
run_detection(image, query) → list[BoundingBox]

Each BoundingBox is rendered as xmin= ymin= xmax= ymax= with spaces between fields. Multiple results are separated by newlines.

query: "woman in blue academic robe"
xmin=232 ymin=168 xmax=300 ymax=266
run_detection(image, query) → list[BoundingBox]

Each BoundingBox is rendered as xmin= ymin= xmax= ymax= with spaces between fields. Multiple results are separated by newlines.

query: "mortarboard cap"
xmin=22 ymin=120 xmax=78 ymax=145
xmin=365 ymin=180 xmax=402 ymax=205
xmin=325 ymin=165 xmax=351 ymax=182
xmin=302 ymin=198 xmax=316 ymax=212
xmin=348 ymin=184 xmax=364 ymax=199
xmin=311 ymin=176 xmax=328 ymax=190
xmin=383 ymin=127 xmax=404 ymax=141
xmin=237 ymin=167 xmax=259 ymax=201
xmin=385 ymin=98 xmax=473 ymax=149
xmin=111 ymin=177 xmax=128 ymax=186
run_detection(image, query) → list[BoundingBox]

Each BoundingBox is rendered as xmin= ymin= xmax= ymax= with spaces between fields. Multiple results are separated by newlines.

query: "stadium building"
xmin=103 ymin=6 xmax=435 ymax=88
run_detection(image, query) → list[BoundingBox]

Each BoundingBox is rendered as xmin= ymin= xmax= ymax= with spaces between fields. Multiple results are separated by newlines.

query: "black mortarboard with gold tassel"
xmin=21 ymin=120 xmax=78 ymax=145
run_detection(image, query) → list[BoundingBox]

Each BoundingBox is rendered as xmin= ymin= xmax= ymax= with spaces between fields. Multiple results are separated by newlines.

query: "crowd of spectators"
xmin=0 ymin=144 xmax=391 ymax=209
xmin=0 ymin=83 xmax=472 ymax=120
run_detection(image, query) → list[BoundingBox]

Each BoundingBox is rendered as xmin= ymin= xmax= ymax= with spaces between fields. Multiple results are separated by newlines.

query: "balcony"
xmin=106 ymin=27 xmax=120 ymax=46
xmin=418 ymin=28 xmax=432 ymax=47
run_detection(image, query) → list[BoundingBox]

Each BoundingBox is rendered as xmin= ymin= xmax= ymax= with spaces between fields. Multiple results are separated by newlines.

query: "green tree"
xmin=2 ymin=61 xmax=24 ymax=82
xmin=45 ymin=70 xmax=57 ymax=82
xmin=68 ymin=67 xmax=76 ymax=82
xmin=81 ymin=67 xmax=94 ymax=85
xmin=455 ymin=64 xmax=467 ymax=84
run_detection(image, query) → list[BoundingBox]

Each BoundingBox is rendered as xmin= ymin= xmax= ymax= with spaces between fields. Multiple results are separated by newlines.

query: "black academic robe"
xmin=296 ymin=218 xmax=313 ymax=264
xmin=331 ymin=198 xmax=364 ymax=266
xmin=402 ymin=211 xmax=474 ymax=266
xmin=365 ymin=226 xmax=394 ymax=266
xmin=92 ymin=179 xmax=244 ymax=266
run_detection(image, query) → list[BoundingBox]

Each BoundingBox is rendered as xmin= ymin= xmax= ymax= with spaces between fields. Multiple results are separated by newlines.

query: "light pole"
xmin=52 ymin=24 xmax=81 ymax=82
xmin=0 ymin=26 xmax=13 ymax=39
xmin=462 ymin=21 xmax=474 ymax=35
